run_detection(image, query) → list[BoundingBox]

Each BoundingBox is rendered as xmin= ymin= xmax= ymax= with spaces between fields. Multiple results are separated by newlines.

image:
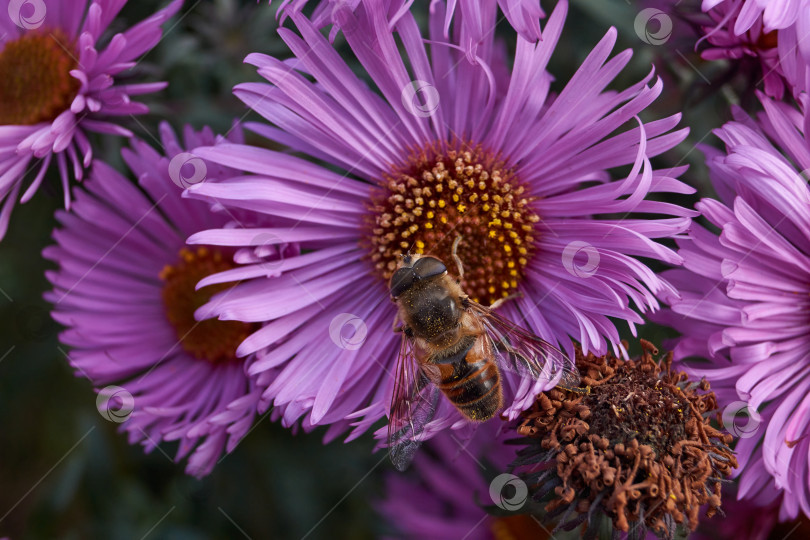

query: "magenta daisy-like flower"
xmin=377 ymin=422 xmax=547 ymax=540
xmin=0 ymin=0 xmax=182 ymax=240
xmin=656 ymin=94 xmax=810 ymax=519
xmin=185 ymin=0 xmax=692 ymax=443
xmin=45 ymin=123 xmax=283 ymax=477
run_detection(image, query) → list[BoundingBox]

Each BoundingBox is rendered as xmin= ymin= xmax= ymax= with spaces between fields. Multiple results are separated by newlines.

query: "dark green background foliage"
xmin=0 ymin=0 xmax=760 ymax=538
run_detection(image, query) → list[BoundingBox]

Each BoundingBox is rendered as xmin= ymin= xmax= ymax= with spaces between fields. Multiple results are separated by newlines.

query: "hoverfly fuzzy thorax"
xmin=389 ymin=255 xmax=463 ymax=346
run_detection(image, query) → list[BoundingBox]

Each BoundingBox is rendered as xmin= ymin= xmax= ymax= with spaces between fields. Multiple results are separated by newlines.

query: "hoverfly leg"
xmin=451 ymin=235 xmax=464 ymax=282
xmin=392 ymin=312 xmax=403 ymax=332
xmin=393 ymin=324 xmax=413 ymax=337
xmin=488 ymin=290 xmax=523 ymax=311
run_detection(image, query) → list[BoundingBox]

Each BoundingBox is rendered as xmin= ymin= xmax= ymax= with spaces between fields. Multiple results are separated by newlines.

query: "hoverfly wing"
xmin=467 ymin=300 xmax=581 ymax=391
xmin=387 ymin=334 xmax=441 ymax=471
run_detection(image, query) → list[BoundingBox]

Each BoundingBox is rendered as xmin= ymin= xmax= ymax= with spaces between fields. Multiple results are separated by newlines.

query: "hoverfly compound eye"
xmin=390 ymin=267 xmax=415 ymax=298
xmin=412 ymin=257 xmax=447 ymax=280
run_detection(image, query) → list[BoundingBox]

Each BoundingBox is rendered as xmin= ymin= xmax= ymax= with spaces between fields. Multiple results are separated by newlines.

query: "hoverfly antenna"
xmin=404 ymin=239 xmax=424 ymax=265
xmin=450 ymin=235 xmax=465 ymax=281
xmin=451 ymin=235 xmax=463 ymax=253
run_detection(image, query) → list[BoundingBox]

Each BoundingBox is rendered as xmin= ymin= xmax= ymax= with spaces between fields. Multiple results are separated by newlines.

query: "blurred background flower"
xmin=0 ymin=0 xmax=181 ymax=240
xmin=691 ymin=493 xmax=781 ymax=540
xmin=703 ymin=0 xmax=803 ymax=34
xmin=45 ymin=122 xmax=278 ymax=478
xmin=377 ymin=421 xmax=550 ymax=540
xmin=697 ymin=0 xmax=785 ymax=97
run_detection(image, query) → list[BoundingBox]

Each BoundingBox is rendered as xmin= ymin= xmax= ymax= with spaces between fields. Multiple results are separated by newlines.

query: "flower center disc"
xmin=491 ymin=515 xmax=548 ymax=540
xmin=0 ymin=30 xmax=80 ymax=125
xmin=368 ymin=145 xmax=539 ymax=305
xmin=160 ymin=247 xmax=255 ymax=364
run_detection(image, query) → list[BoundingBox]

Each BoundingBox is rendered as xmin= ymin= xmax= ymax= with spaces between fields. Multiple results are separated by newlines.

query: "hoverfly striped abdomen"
xmin=431 ymin=334 xmax=502 ymax=422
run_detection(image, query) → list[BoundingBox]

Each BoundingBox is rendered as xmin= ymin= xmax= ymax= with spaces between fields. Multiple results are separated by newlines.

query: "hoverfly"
xmin=387 ymin=237 xmax=581 ymax=470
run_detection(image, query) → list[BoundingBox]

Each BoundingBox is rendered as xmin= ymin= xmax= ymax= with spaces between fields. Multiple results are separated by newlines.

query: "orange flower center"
xmin=160 ymin=247 xmax=255 ymax=364
xmin=367 ymin=144 xmax=539 ymax=305
xmin=0 ymin=30 xmax=80 ymax=125
xmin=491 ymin=514 xmax=550 ymax=540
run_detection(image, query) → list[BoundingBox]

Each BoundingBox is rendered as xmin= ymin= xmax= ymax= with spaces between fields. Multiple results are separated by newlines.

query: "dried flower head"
xmin=513 ymin=340 xmax=737 ymax=539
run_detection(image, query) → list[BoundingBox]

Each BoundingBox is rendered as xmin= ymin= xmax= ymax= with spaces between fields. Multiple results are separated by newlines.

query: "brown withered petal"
xmin=512 ymin=340 xmax=737 ymax=540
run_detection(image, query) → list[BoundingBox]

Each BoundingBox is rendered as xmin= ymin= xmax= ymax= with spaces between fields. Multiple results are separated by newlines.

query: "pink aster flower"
xmin=45 ymin=123 xmax=284 ymax=477
xmin=656 ymin=93 xmax=810 ymax=519
xmin=0 ymin=0 xmax=182 ymax=240
xmin=185 ymin=0 xmax=692 ymax=446
xmin=377 ymin=422 xmax=548 ymax=540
